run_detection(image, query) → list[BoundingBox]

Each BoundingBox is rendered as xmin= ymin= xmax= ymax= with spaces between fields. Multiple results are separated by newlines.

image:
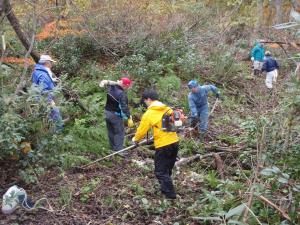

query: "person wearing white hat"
xmin=262 ymin=51 xmax=279 ymax=90
xmin=32 ymin=54 xmax=63 ymax=132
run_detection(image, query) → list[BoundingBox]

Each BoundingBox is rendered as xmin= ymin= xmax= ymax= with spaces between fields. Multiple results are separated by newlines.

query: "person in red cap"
xmin=99 ymin=77 xmax=134 ymax=154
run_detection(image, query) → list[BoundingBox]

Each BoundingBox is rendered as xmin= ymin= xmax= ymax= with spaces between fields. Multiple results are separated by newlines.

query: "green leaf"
xmin=141 ymin=198 xmax=148 ymax=205
xmin=225 ymin=203 xmax=246 ymax=219
xmin=278 ymin=177 xmax=288 ymax=184
xmin=260 ymin=167 xmax=280 ymax=176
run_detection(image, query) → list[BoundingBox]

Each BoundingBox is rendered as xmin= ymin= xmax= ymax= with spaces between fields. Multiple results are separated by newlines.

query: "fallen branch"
xmin=175 ymin=152 xmax=227 ymax=167
xmin=62 ymin=88 xmax=90 ymax=113
xmin=213 ymin=153 xmax=225 ymax=179
xmin=256 ymin=195 xmax=291 ymax=221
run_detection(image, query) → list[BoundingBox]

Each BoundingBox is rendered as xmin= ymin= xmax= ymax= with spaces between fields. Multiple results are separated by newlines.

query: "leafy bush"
xmin=0 ymin=112 xmax=28 ymax=159
xmin=156 ymin=75 xmax=181 ymax=105
xmin=45 ymin=35 xmax=98 ymax=76
xmin=116 ymin=33 xmax=200 ymax=89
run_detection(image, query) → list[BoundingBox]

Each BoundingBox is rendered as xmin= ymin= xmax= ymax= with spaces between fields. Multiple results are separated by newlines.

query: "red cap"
xmin=120 ymin=77 xmax=132 ymax=87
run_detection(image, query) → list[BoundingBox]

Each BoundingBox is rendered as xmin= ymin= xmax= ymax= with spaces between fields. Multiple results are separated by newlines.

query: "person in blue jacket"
xmin=32 ymin=54 xmax=64 ymax=132
xmin=251 ymin=42 xmax=265 ymax=75
xmin=188 ymin=80 xmax=220 ymax=141
xmin=262 ymin=51 xmax=279 ymax=89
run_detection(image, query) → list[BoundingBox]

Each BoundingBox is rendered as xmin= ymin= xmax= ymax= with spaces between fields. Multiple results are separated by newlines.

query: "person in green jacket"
xmin=251 ymin=42 xmax=265 ymax=76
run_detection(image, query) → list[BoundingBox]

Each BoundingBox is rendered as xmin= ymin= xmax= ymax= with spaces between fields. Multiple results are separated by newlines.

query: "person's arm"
xmin=133 ymin=114 xmax=151 ymax=142
xmin=188 ymin=94 xmax=198 ymax=117
xmin=119 ymin=92 xmax=130 ymax=118
xmin=204 ymin=85 xmax=220 ymax=99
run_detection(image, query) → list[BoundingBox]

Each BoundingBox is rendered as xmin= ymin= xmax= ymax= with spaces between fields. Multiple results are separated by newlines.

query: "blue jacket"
xmin=251 ymin=43 xmax=265 ymax=61
xmin=262 ymin=56 xmax=279 ymax=73
xmin=188 ymin=85 xmax=219 ymax=117
xmin=32 ymin=64 xmax=55 ymax=91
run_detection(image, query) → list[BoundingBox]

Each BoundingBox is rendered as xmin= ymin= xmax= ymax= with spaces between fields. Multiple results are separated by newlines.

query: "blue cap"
xmin=188 ymin=80 xmax=198 ymax=89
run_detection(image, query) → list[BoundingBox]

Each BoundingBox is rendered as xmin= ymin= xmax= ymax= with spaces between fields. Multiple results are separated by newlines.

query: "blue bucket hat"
xmin=188 ymin=80 xmax=198 ymax=89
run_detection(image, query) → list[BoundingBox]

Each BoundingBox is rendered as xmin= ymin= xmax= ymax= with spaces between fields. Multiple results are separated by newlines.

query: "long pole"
xmin=81 ymin=137 xmax=153 ymax=169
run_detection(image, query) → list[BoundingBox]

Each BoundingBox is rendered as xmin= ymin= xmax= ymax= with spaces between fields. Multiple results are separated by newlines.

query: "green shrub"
xmin=156 ymin=75 xmax=181 ymax=105
xmin=0 ymin=112 xmax=28 ymax=159
xmin=46 ymin=35 xmax=98 ymax=76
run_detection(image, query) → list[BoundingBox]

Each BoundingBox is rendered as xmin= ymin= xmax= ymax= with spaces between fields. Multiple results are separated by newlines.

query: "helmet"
xmin=188 ymin=80 xmax=198 ymax=89
xmin=120 ymin=77 xmax=132 ymax=87
xmin=265 ymin=50 xmax=271 ymax=56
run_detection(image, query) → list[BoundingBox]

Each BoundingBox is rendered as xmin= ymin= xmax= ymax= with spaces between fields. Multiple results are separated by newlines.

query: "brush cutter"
xmin=81 ymin=137 xmax=154 ymax=169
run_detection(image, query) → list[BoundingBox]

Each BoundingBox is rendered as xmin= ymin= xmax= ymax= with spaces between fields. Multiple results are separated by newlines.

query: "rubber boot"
xmin=199 ymin=132 xmax=205 ymax=143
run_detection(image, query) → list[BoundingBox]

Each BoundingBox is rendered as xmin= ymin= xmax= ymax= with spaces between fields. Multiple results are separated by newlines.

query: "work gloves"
xmin=132 ymin=137 xmax=138 ymax=146
xmin=127 ymin=116 xmax=134 ymax=128
xmin=99 ymin=80 xmax=122 ymax=88
xmin=99 ymin=80 xmax=109 ymax=88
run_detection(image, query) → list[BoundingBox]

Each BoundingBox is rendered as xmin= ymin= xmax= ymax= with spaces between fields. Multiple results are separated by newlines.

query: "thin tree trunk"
xmin=257 ymin=0 xmax=264 ymax=27
xmin=275 ymin=0 xmax=282 ymax=24
xmin=2 ymin=0 xmax=39 ymax=63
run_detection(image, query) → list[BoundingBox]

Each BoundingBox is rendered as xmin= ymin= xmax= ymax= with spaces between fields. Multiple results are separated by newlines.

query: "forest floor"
xmin=0 ymin=68 xmax=287 ymax=225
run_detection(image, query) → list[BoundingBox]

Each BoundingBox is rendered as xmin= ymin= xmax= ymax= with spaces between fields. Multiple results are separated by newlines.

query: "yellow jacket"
xmin=134 ymin=101 xmax=179 ymax=149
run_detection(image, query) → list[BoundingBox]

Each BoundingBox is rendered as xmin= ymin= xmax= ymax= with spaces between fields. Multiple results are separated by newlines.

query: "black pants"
xmin=105 ymin=110 xmax=124 ymax=151
xmin=154 ymin=142 xmax=179 ymax=197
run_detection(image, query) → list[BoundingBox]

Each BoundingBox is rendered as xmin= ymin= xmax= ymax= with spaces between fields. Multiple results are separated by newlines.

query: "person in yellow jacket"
xmin=132 ymin=89 xmax=179 ymax=199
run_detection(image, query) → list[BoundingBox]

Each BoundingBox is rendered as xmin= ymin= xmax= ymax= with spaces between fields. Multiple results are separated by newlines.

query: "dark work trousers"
xmin=154 ymin=142 xmax=179 ymax=197
xmin=105 ymin=110 xmax=125 ymax=151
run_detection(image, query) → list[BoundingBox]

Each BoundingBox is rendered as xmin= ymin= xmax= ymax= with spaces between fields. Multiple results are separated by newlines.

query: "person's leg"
xmin=49 ymin=106 xmax=64 ymax=132
xmin=265 ymin=72 xmax=273 ymax=89
xmin=154 ymin=146 xmax=176 ymax=198
xmin=105 ymin=110 xmax=124 ymax=151
xmin=253 ymin=61 xmax=259 ymax=76
xmin=199 ymin=107 xmax=209 ymax=140
xmin=113 ymin=116 xmax=125 ymax=151
xmin=167 ymin=142 xmax=179 ymax=176
xmin=258 ymin=61 xmax=264 ymax=76
xmin=273 ymin=69 xmax=278 ymax=82
xmin=105 ymin=112 xmax=115 ymax=150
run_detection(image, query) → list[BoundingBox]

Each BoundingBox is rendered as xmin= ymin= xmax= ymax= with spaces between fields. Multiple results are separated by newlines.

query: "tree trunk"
xmin=257 ymin=0 xmax=264 ymax=27
xmin=275 ymin=0 xmax=283 ymax=24
xmin=1 ymin=0 xmax=39 ymax=63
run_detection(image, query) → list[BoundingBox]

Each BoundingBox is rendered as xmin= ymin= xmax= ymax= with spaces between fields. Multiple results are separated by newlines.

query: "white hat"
xmin=39 ymin=54 xmax=56 ymax=63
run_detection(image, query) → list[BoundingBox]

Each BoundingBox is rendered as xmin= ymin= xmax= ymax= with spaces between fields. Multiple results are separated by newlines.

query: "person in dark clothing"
xmin=262 ymin=51 xmax=279 ymax=89
xmin=99 ymin=78 xmax=134 ymax=152
xmin=132 ymin=90 xmax=179 ymax=199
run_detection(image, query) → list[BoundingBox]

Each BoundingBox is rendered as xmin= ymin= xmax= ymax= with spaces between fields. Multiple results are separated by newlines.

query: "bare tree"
xmin=257 ymin=0 xmax=264 ymax=27
xmin=0 ymin=0 xmax=39 ymax=63
xmin=275 ymin=0 xmax=283 ymax=24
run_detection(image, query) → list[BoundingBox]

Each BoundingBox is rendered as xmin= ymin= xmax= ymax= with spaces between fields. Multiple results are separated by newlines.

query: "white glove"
xmin=99 ymin=80 xmax=109 ymax=88
xmin=251 ymin=57 xmax=254 ymax=61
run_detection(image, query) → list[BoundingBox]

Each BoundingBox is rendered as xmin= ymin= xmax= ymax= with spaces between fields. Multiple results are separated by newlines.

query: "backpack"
xmin=161 ymin=108 xmax=186 ymax=132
